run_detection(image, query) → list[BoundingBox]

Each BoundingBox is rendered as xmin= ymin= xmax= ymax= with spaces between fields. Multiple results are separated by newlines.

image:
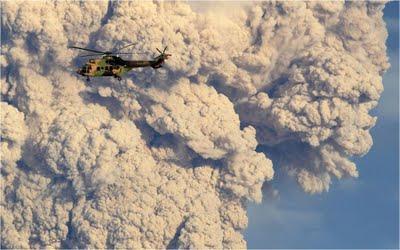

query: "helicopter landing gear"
xmin=114 ymin=75 xmax=122 ymax=81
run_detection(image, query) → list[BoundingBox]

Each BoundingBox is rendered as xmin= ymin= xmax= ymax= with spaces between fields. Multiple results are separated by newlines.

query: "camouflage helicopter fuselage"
xmin=77 ymin=54 xmax=168 ymax=81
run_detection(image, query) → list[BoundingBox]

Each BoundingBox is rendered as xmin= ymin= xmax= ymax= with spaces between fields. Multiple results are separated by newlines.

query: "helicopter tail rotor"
xmin=151 ymin=46 xmax=171 ymax=69
xmin=154 ymin=46 xmax=171 ymax=60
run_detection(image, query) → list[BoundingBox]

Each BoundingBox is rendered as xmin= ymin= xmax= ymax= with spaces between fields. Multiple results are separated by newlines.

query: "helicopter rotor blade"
xmin=156 ymin=48 xmax=163 ymax=54
xmin=68 ymin=46 xmax=105 ymax=54
xmin=163 ymin=46 xmax=168 ymax=53
xmin=116 ymin=52 xmax=147 ymax=55
xmin=78 ymin=53 xmax=103 ymax=58
xmin=116 ymin=43 xmax=136 ymax=53
xmin=78 ymin=52 xmax=147 ymax=58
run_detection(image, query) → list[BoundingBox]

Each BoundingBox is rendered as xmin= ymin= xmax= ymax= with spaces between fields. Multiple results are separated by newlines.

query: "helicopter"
xmin=68 ymin=43 xmax=171 ymax=81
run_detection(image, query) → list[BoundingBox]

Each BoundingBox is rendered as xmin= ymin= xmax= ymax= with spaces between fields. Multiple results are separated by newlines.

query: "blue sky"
xmin=245 ymin=2 xmax=399 ymax=249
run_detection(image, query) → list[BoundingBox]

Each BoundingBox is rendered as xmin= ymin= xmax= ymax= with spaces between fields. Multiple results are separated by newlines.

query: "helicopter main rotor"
xmin=68 ymin=43 xmax=141 ymax=58
xmin=69 ymin=43 xmax=171 ymax=61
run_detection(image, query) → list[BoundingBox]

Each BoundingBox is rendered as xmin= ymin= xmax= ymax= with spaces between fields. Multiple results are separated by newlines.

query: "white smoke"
xmin=0 ymin=1 xmax=389 ymax=248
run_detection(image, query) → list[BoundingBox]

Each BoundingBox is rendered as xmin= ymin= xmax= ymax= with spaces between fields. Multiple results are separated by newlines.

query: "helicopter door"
xmin=82 ymin=65 xmax=89 ymax=73
xmin=104 ymin=66 xmax=113 ymax=76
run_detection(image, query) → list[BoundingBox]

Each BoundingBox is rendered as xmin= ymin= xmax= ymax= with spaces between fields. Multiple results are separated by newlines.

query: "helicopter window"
xmin=113 ymin=66 xmax=118 ymax=70
xmin=97 ymin=66 xmax=100 ymax=71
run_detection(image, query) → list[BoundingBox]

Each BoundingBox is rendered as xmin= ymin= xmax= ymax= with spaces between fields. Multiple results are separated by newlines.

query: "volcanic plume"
xmin=0 ymin=1 xmax=389 ymax=248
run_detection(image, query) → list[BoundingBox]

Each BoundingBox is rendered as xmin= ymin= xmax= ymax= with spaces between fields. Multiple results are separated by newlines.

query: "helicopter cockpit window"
xmin=97 ymin=67 xmax=100 ymax=71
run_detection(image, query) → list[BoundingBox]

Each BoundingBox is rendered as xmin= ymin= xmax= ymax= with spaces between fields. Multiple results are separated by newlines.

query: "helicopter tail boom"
xmin=124 ymin=60 xmax=153 ymax=68
xmin=124 ymin=46 xmax=170 ymax=69
xmin=123 ymin=59 xmax=164 ymax=69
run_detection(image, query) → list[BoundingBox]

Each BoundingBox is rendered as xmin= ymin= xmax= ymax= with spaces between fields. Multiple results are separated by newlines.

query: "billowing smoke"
xmin=1 ymin=1 xmax=389 ymax=248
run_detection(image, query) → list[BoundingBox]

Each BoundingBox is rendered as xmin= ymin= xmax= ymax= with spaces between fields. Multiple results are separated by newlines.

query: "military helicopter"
xmin=68 ymin=43 xmax=171 ymax=81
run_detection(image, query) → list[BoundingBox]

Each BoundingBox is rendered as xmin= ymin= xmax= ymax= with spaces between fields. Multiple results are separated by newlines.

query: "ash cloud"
xmin=0 ymin=1 xmax=389 ymax=248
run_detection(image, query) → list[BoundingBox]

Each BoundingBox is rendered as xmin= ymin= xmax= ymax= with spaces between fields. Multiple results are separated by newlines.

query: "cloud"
xmin=0 ymin=1 xmax=389 ymax=248
xmin=0 ymin=102 xmax=27 ymax=169
xmin=234 ymin=1 xmax=389 ymax=194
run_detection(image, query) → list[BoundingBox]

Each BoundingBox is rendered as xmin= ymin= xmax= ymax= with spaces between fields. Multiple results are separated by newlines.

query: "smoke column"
xmin=1 ymin=1 xmax=389 ymax=248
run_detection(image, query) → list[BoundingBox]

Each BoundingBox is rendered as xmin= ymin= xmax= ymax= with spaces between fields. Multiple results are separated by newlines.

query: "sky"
xmin=245 ymin=2 xmax=399 ymax=248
